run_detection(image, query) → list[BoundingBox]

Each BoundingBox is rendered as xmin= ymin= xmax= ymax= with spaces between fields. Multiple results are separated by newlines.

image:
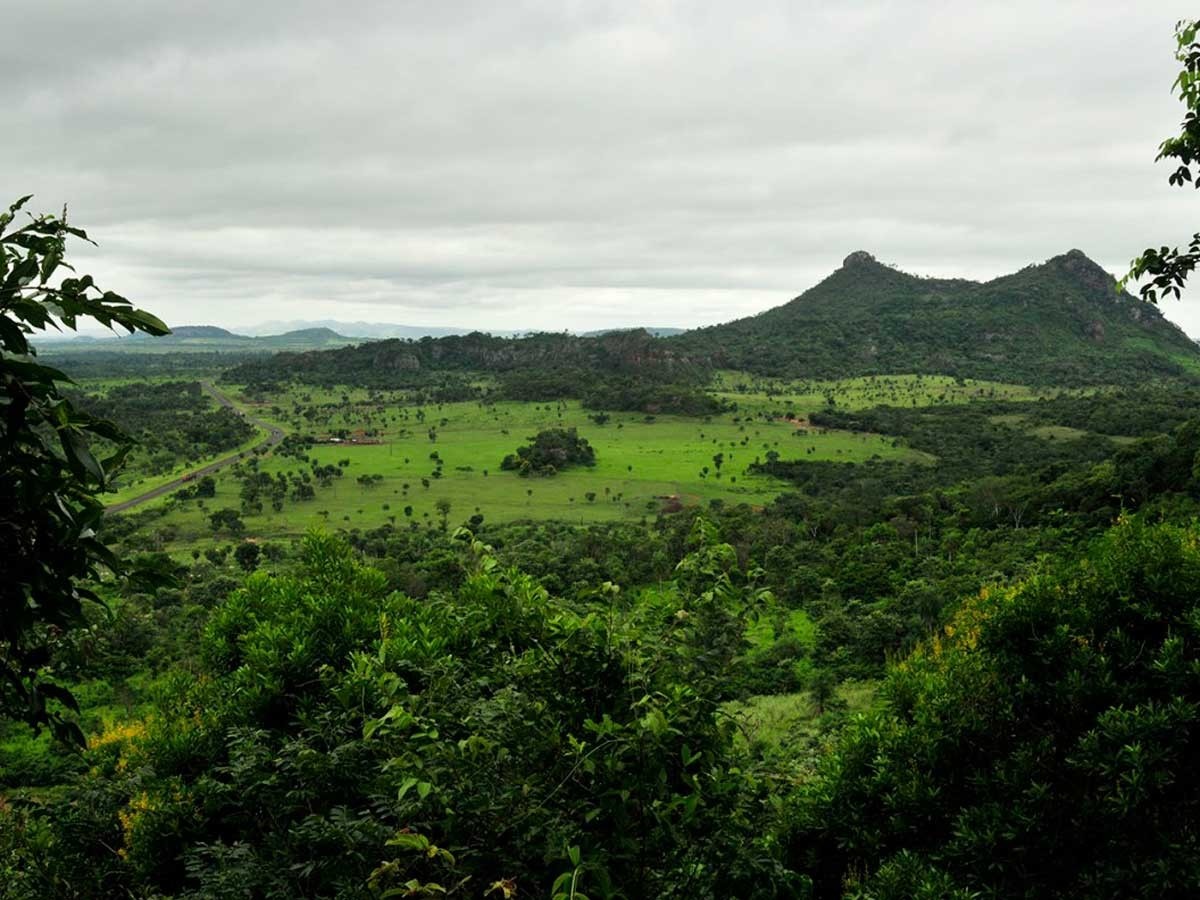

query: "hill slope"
xmin=225 ymin=250 xmax=1200 ymax=390
xmin=667 ymin=250 xmax=1200 ymax=384
xmin=227 ymin=329 xmax=707 ymax=397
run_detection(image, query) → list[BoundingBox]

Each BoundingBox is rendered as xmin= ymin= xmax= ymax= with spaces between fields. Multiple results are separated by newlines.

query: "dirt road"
xmin=104 ymin=382 xmax=284 ymax=514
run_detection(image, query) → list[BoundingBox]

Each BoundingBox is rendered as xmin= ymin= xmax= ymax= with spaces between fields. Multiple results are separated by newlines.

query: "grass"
xmin=988 ymin=413 xmax=1141 ymax=447
xmin=723 ymin=680 xmax=879 ymax=756
xmin=145 ymin=388 xmax=926 ymax=546
xmin=710 ymin=371 xmax=1063 ymax=414
xmin=104 ymin=371 xmax=1127 ymax=551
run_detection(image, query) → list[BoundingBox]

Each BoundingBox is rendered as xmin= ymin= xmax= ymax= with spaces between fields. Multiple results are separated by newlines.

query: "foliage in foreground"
xmin=9 ymin=525 xmax=798 ymax=899
xmin=0 ymin=196 xmax=167 ymax=743
xmin=790 ymin=517 xmax=1200 ymax=899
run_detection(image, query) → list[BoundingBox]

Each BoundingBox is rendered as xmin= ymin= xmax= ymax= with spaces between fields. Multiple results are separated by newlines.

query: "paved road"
xmin=104 ymin=382 xmax=285 ymax=515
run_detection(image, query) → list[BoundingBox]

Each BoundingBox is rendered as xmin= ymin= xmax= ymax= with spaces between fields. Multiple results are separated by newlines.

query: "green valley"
xmin=9 ymin=21 xmax=1200 ymax=893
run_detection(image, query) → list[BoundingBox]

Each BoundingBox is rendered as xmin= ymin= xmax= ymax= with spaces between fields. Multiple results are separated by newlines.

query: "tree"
xmin=791 ymin=519 xmax=1200 ymax=898
xmin=0 ymin=196 xmax=168 ymax=743
xmin=435 ymin=498 xmax=452 ymax=532
xmin=500 ymin=427 xmax=596 ymax=477
xmin=1125 ymin=19 xmax=1200 ymax=300
xmin=234 ymin=541 xmax=261 ymax=572
xmin=208 ymin=508 xmax=245 ymax=537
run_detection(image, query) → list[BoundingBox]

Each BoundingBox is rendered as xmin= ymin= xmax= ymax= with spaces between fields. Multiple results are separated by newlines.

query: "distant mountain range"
xmin=238 ymin=320 xmax=520 ymax=339
xmin=227 ymin=249 xmax=1200 ymax=390
xmin=37 ymin=325 xmax=364 ymax=355
xmin=244 ymin=321 xmax=685 ymax=339
xmin=35 ymin=321 xmax=687 ymax=354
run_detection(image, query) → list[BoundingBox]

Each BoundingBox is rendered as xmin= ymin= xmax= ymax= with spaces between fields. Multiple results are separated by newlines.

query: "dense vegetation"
xmin=0 ymin=197 xmax=168 ymax=746
xmin=500 ymin=427 xmax=597 ymax=476
xmin=226 ymin=329 xmax=717 ymax=415
xmin=791 ymin=518 xmax=1200 ymax=899
xmin=10 ymin=359 xmax=1200 ymax=896
xmin=73 ymin=381 xmax=255 ymax=478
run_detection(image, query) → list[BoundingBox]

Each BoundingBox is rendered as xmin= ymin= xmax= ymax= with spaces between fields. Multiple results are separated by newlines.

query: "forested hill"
xmin=668 ymin=249 xmax=1200 ymax=383
xmin=226 ymin=250 xmax=1200 ymax=390
xmin=226 ymin=328 xmax=708 ymax=390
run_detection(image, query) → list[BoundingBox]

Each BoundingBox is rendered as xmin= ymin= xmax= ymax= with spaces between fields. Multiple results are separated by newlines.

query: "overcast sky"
xmin=7 ymin=1 xmax=1200 ymax=335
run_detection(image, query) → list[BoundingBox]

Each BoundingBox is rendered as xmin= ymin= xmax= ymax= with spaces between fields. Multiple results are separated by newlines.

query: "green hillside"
xmin=669 ymin=249 xmax=1200 ymax=384
xmin=224 ymin=250 xmax=1200 ymax=392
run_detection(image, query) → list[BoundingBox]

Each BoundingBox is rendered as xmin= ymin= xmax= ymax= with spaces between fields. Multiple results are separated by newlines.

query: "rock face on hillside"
xmin=842 ymin=250 xmax=880 ymax=268
xmin=231 ymin=327 xmax=709 ymax=388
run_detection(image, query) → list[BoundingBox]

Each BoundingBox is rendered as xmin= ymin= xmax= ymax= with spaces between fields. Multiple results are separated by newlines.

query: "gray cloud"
xmin=7 ymin=0 xmax=1200 ymax=335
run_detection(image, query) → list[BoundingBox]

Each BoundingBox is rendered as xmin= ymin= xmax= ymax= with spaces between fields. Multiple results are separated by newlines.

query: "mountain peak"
xmin=1042 ymin=249 xmax=1116 ymax=296
xmin=842 ymin=250 xmax=879 ymax=268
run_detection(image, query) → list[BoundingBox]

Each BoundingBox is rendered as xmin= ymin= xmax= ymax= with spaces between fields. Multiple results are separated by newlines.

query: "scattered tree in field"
xmin=500 ymin=428 xmax=595 ymax=476
xmin=208 ymin=508 xmax=245 ymax=537
xmin=234 ymin=542 xmax=261 ymax=572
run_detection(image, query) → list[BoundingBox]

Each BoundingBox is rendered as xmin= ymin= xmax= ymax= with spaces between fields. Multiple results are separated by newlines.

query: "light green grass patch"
xmin=1123 ymin=336 xmax=1200 ymax=376
xmin=148 ymin=391 xmax=923 ymax=545
xmin=711 ymin=371 xmax=1059 ymax=416
xmin=1029 ymin=424 xmax=1092 ymax=442
xmin=724 ymin=680 xmax=879 ymax=754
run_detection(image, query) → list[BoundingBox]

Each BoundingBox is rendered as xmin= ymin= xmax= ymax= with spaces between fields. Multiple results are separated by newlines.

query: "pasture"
xmin=135 ymin=383 xmax=928 ymax=547
xmin=97 ymin=371 xmax=1105 ymax=551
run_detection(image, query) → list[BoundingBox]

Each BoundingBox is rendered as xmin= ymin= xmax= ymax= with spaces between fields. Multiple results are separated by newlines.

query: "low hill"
xmin=227 ymin=328 xmax=704 ymax=389
xmin=667 ymin=250 xmax=1200 ymax=384
xmin=37 ymin=325 xmax=364 ymax=355
xmin=582 ymin=326 xmax=686 ymax=337
xmin=165 ymin=325 xmax=239 ymax=339
xmin=242 ymin=319 xmax=522 ymax=339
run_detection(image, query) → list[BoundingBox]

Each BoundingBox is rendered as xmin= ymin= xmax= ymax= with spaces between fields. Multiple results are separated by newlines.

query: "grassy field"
xmin=710 ymin=371 xmax=1063 ymax=413
xmin=143 ymin=387 xmax=926 ymax=546
xmin=97 ymin=371 xmax=1132 ymax=550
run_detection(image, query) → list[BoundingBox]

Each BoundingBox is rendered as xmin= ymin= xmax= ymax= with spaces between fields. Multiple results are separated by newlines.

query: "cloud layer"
xmin=7 ymin=1 xmax=1200 ymax=334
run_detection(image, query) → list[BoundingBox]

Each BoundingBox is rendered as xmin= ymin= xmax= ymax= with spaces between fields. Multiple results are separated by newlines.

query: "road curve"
xmin=104 ymin=382 xmax=284 ymax=515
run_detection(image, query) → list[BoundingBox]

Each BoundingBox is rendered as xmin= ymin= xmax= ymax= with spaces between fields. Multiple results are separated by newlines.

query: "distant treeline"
xmin=226 ymin=329 xmax=722 ymax=415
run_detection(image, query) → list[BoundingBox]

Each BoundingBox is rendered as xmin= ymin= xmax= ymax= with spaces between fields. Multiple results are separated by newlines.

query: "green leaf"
xmin=38 ymin=682 xmax=80 ymax=714
xmin=60 ymin=427 xmax=104 ymax=483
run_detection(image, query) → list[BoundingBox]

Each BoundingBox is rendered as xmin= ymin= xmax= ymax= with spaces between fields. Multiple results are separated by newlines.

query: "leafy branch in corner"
xmin=1124 ymin=19 xmax=1200 ymax=301
xmin=0 ymin=195 xmax=170 ymax=744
